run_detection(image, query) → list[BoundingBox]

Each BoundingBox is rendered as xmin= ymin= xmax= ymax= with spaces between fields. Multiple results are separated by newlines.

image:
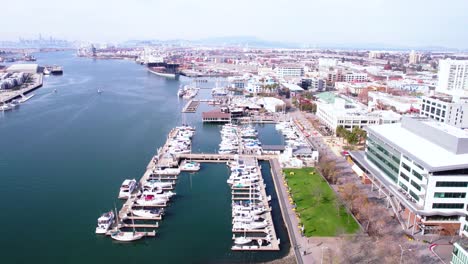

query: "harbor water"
xmin=0 ymin=51 xmax=290 ymax=263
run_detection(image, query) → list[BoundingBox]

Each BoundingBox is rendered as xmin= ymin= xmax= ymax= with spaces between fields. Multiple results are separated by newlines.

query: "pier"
xmin=182 ymin=99 xmax=200 ymax=113
xmin=105 ymin=126 xmax=193 ymax=239
xmin=229 ymin=157 xmax=280 ymax=251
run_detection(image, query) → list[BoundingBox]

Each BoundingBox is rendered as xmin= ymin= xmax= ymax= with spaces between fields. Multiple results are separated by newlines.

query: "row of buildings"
xmin=314 ymin=58 xmax=468 ymax=237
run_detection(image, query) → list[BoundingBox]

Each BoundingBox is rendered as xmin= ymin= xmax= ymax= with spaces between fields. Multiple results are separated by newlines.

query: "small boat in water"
xmin=110 ymin=230 xmax=145 ymax=242
xmin=95 ymin=211 xmax=115 ymax=234
xmin=179 ymin=160 xmax=200 ymax=172
xmin=132 ymin=208 xmax=165 ymax=218
xmin=0 ymin=104 xmax=14 ymax=111
xmin=234 ymin=236 xmax=252 ymax=245
xmin=118 ymin=179 xmax=138 ymax=199
xmin=177 ymin=88 xmax=185 ymax=97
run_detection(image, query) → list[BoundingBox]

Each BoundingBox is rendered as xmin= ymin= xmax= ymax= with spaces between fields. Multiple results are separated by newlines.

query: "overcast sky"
xmin=2 ymin=0 xmax=468 ymax=48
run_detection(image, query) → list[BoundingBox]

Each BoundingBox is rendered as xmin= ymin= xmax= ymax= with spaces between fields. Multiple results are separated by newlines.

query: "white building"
xmin=318 ymin=58 xmax=338 ymax=69
xmin=245 ymin=76 xmax=277 ymax=94
xmin=344 ymin=72 xmax=368 ymax=82
xmin=409 ymin=50 xmax=421 ymax=64
xmin=316 ymin=97 xmax=401 ymax=133
xmin=420 ymin=95 xmax=468 ymax=129
xmin=6 ymin=64 xmax=38 ymax=74
xmin=437 ymin=59 xmax=468 ymax=97
xmin=276 ymin=65 xmax=304 ymax=78
xmin=350 ymin=116 xmax=468 ymax=236
xmin=369 ymin=92 xmax=422 ymax=113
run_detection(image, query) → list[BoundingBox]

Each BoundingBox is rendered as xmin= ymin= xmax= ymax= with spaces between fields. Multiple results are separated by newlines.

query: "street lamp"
xmin=321 ymin=246 xmax=328 ymax=264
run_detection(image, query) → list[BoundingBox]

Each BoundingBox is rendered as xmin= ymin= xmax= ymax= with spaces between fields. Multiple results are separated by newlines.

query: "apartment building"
xmin=437 ymin=59 xmax=468 ymax=97
xmin=350 ymin=116 xmax=468 ymax=236
xmin=276 ymin=65 xmax=304 ymax=78
xmin=420 ymin=95 xmax=468 ymax=129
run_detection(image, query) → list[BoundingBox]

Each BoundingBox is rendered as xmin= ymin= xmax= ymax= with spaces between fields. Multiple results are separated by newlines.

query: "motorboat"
xmin=110 ymin=230 xmax=145 ymax=242
xmin=135 ymin=194 xmax=168 ymax=206
xmin=153 ymin=168 xmax=180 ymax=175
xmin=0 ymin=104 xmax=13 ymax=111
xmin=179 ymin=160 xmax=200 ymax=172
xmin=132 ymin=208 xmax=165 ymax=218
xmin=95 ymin=211 xmax=115 ymax=234
xmin=145 ymin=180 xmax=173 ymax=189
xmin=10 ymin=100 xmax=20 ymax=108
xmin=118 ymin=179 xmax=137 ymax=199
xmin=142 ymin=190 xmax=176 ymax=199
xmin=177 ymin=88 xmax=185 ymax=97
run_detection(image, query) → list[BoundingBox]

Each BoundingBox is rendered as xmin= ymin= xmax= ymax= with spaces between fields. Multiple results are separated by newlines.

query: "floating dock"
xmin=182 ymin=100 xmax=200 ymax=113
xmin=104 ymin=127 xmax=194 ymax=239
xmin=229 ymin=157 xmax=280 ymax=251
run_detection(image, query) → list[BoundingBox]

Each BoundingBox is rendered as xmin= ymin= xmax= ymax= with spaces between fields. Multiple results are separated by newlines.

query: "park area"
xmin=284 ymin=167 xmax=360 ymax=236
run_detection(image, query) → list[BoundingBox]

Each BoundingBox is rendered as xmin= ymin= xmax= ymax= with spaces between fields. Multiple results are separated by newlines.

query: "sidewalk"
xmin=270 ymin=146 xmax=343 ymax=263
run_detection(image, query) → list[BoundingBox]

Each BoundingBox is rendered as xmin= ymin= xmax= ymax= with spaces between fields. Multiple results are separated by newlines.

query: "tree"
xmin=336 ymin=125 xmax=346 ymax=138
xmin=340 ymin=183 xmax=360 ymax=213
xmin=346 ymin=131 xmax=359 ymax=145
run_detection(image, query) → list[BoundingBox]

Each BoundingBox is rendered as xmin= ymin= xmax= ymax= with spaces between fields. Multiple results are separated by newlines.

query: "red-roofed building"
xmin=202 ymin=109 xmax=231 ymax=123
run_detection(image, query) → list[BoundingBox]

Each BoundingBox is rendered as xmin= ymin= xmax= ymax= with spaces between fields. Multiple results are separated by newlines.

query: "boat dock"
xmin=182 ymin=100 xmax=200 ymax=113
xmin=229 ymin=157 xmax=280 ymax=251
xmin=104 ymin=126 xmax=194 ymax=239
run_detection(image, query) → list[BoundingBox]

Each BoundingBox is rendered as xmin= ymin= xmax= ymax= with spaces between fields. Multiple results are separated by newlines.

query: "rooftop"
xmin=367 ymin=117 xmax=468 ymax=171
xmin=281 ymin=82 xmax=304 ymax=91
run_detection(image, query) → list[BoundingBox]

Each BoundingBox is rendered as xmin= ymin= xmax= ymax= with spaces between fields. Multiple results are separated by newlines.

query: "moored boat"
xmin=95 ymin=211 xmax=115 ymax=234
xmin=110 ymin=230 xmax=145 ymax=242
xmin=118 ymin=179 xmax=137 ymax=199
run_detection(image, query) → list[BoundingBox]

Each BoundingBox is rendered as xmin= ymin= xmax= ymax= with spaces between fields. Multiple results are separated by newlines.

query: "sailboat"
xmin=97 ymin=88 xmax=102 ymax=94
xmin=234 ymin=235 xmax=252 ymax=245
xmin=111 ymin=211 xmax=145 ymax=242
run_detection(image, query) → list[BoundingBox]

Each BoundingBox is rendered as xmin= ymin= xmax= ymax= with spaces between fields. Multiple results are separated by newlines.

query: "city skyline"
xmin=2 ymin=0 xmax=468 ymax=49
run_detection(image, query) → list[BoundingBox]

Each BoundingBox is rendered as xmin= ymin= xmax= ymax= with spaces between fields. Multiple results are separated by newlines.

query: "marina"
xmin=0 ymin=51 xmax=290 ymax=263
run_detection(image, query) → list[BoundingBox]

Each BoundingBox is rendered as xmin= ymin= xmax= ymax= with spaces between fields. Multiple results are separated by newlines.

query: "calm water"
xmin=0 ymin=51 xmax=289 ymax=263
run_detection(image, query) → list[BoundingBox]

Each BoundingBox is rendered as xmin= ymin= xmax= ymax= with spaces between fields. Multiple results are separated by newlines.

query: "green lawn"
xmin=284 ymin=167 xmax=360 ymax=237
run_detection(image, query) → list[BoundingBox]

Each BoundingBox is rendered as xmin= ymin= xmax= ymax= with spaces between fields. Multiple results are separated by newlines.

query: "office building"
xmin=316 ymin=97 xmax=401 ymax=133
xmin=350 ymin=116 xmax=468 ymax=236
xmin=451 ymin=239 xmax=468 ymax=264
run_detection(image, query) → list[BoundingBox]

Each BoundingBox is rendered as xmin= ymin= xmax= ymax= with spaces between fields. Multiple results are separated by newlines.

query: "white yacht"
xmin=179 ymin=160 xmax=200 ymax=172
xmin=95 ymin=211 xmax=115 ymax=234
xmin=144 ymin=180 xmax=173 ymax=189
xmin=0 ymin=104 xmax=13 ymax=111
xmin=177 ymin=88 xmax=185 ymax=97
xmin=153 ymin=167 xmax=181 ymax=175
xmin=118 ymin=179 xmax=138 ymax=199
xmin=132 ymin=208 xmax=165 ymax=218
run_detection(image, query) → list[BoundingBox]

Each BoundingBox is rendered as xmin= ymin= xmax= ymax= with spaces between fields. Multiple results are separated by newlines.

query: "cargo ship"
xmin=45 ymin=65 xmax=63 ymax=75
xmin=147 ymin=58 xmax=179 ymax=79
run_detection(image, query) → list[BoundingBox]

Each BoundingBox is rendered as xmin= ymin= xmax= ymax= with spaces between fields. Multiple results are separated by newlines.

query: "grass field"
xmin=284 ymin=167 xmax=360 ymax=237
